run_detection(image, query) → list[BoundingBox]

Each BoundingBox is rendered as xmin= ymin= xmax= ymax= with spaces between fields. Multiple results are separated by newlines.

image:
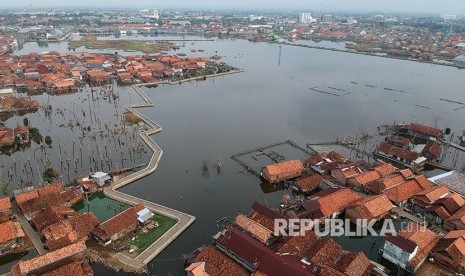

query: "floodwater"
xmin=8 ymin=35 xmax=465 ymax=275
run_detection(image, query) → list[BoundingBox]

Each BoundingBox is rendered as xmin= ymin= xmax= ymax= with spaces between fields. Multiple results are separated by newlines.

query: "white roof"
xmin=414 ymin=156 xmax=427 ymax=164
xmin=428 ymin=171 xmax=455 ymax=183
xmin=137 ymin=208 xmax=154 ymax=223
xmin=454 ymin=55 xmax=465 ymax=62
xmin=0 ymin=88 xmax=13 ymax=94
xmin=90 ymin=172 xmax=108 ymax=178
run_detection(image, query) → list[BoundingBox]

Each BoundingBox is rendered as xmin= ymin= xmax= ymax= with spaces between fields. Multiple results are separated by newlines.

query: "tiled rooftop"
xmin=235 ymin=214 xmax=274 ymax=244
xmin=0 ymin=197 xmax=11 ymax=211
xmin=263 ymin=159 xmax=304 ymax=177
xmin=11 ymin=241 xmax=87 ymax=276
xmin=398 ymin=223 xmax=440 ymax=267
xmin=0 ymin=221 xmax=25 ymax=244
xmin=191 ymin=246 xmax=248 ymax=276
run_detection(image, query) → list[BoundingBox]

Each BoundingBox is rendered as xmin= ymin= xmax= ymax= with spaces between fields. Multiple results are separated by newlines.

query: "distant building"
xmin=322 ymin=14 xmax=333 ymax=23
xmin=456 ymin=43 xmax=465 ymax=49
xmin=347 ymin=17 xmax=358 ymax=25
xmin=299 ymin=13 xmax=315 ymax=24
xmin=441 ymin=14 xmax=459 ymax=21
xmin=152 ymin=10 xmax=160 ymax=20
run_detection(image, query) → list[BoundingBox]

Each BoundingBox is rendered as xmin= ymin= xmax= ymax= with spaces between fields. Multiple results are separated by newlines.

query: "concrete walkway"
xmin=392 ymin=207 xmax=424 ymax=224
xmin=103 ymin=82 xmax=194 ymax=271
xmin=13 ymin=204 xmax=47 ymax=255
xmin=100 ymin=73 xmax=239 ymax=271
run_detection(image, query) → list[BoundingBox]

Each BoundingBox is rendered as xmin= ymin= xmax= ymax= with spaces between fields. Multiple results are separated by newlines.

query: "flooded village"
xmin=0 ymin=38 xmax=240 ymax=275
xmin=186 ymin=123 xmax=465 ymax=275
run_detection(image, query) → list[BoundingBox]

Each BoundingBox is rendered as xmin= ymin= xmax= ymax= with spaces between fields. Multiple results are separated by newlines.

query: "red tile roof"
xmin=421 ymin=141 xmax=442 ymax=160
xmin=235 ymin=214 xmax=273 ymax=244
xmin=52 ymin=80 xmax=76 ymax=89
xmin=334 ymin=251 xmax=373 ymax=276
xmin=398 ymin=223 xmax=440 ymax=267
xmin=303 ymin=188 xmax=364 ymax=218
xmin=427 ymin=205 xmax=451 ymax=220
xmin=352 ymin=170 xmax=382 ymax=186
xmin=384 ymin=178 xmax=431 ymax=204
xmin=32 ymin=206 xmax=79 ymax=231
xmin=436 ymin=193 xmax=465 ymax=214
xmin=413 ymin=185 xmax=450 ymax=207
xmin=276 ymin=230 xmax=317 ymax=256
xmin=305 ymin=237 xmax=342 ymax=267
xmin=294 ymin=174 xmax=323 ymax=191
xmin=92 ymin=204 xmax=145 ymax=240
xmin=40 ymin=261 xmax=93 ymax=276
xmin=262 ymin=159 xmax=304 ymax=177
xmin=347 ymin=195 xmax=393 ymax=221
xmin=0 ymin=197 xmax=11 ymax=211
xmin=386 ymin=135 xmax=411 ymax=147
xmin=366 ymin=173 xmax=405 ymax=194
xmin=446 ymin=205 xmax=465 ymax=225
xmin=215 ymin=227 xmax=314 ymax=275
xmin=373 ymin=161 xmax=397 ymax=176
xmin=11 ymin=241 xmax=87 ymax=276
xmin=191 ymin=246 xmax=248 ymax=276
xmin=0 ymin=221 xmax=25 ymax=244
xmin=43 ymin=213 xmax=99 ymax=251
xmin=409 ymin=123 xmax=443 ymax=139
xmin=376 ymin=141 xmax=420 ymax=162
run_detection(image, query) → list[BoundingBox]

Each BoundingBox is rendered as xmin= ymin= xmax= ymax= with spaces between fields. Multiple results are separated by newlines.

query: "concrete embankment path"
xmin=104 ymin=71 xmax=242 ymax=271
xmin=103 ymin=82 xmax=196 ymax=271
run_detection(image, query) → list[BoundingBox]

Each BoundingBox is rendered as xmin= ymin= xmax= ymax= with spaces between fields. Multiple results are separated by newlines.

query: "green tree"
xmin=23 ymin=118 xmax=29 ymax=127
xmin=0 ymin=182 xmax=9 ymax=197
xmin=43 ymin=167 xmax=59 ymax=183
xmin=44 ymin=136 xmax=52 ymax=147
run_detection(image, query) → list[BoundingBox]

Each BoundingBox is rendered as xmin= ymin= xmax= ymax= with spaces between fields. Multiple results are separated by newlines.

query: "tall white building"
xmin=299 ymin=13 xmax=315 ymax=24
xmin=441 ymin=14 xmax=458 ymax=21
xmin=152 ymin=10 xmax=160 ymax=20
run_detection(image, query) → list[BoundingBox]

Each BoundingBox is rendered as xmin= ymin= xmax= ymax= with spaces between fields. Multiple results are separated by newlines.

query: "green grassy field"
xmin=132 ymin=214 xmax=178 ymax=251
xmin=68 ymin=36 xmax=176 ymax=53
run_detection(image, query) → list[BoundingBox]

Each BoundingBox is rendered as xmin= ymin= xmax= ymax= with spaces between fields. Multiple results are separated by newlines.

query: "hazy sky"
xmin=3 ymin=0 xmax=465 ymax=14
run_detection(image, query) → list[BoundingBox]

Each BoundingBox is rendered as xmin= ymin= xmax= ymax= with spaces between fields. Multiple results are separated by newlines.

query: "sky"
xmin=2 ymin=0 xmax=465 ymax=15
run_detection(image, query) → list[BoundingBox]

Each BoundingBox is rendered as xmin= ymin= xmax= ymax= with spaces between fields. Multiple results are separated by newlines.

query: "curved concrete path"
xmin=102 ymin=71 xmax=242 ymax=271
